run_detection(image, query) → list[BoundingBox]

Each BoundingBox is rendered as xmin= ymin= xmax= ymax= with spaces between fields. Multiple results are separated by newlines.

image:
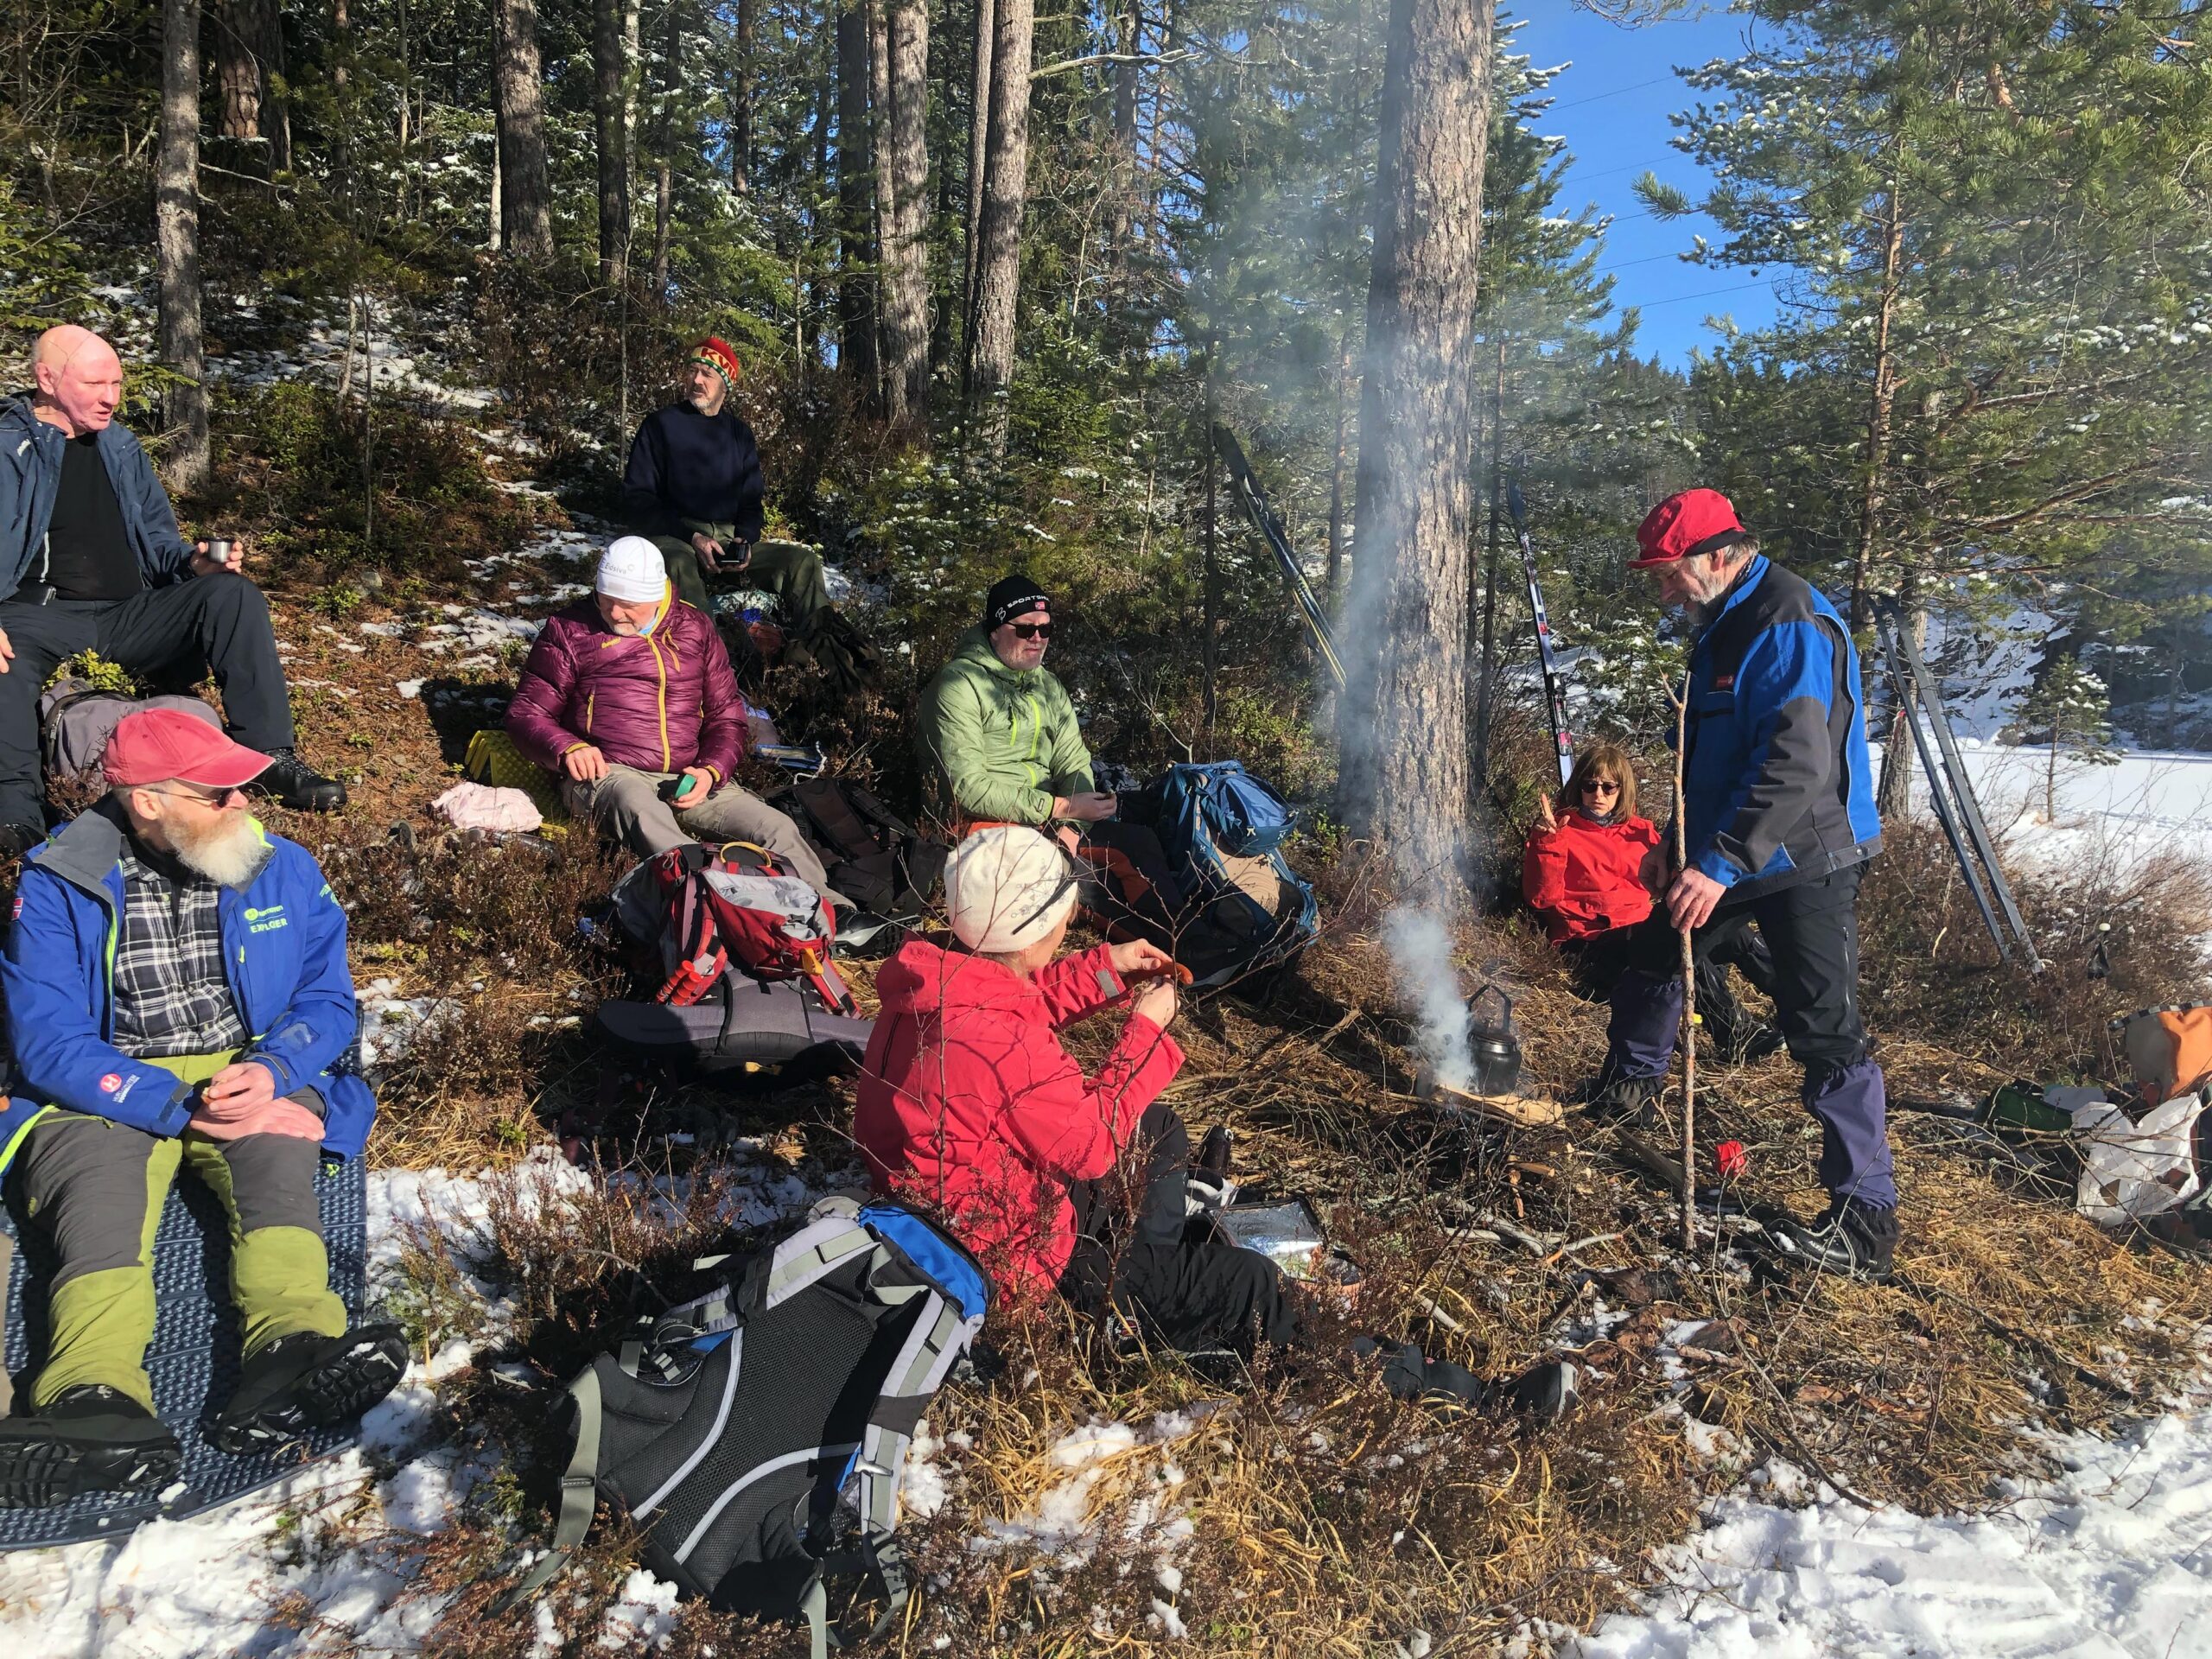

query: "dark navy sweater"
xmin=620 ymin=402 xmax=766 ymax=543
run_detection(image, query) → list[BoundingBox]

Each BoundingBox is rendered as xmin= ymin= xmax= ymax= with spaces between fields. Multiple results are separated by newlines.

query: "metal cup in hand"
xmin=205 ymin=537 xmax=236 ymax=567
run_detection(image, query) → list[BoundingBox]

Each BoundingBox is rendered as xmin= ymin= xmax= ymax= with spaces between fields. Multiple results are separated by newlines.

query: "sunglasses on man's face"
xmin=148 ymin=783 xmax=247 ymax=808
xmin=1008 ymin=621 xmax=1053 ymax=640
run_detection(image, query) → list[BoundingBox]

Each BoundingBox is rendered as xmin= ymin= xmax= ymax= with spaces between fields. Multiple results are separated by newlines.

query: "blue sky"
xmin=1509 ymin=4 xmax=1783 ymax=369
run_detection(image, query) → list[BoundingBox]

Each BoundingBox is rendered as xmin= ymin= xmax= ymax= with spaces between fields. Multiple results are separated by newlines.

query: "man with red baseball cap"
xmin=0 ymin=709 xmax=402 ymax=1504
xmin=1592 ymin=488 xmax=1897 ymax=1279
xmin=620 ymin=340 xmax=867 ymax=693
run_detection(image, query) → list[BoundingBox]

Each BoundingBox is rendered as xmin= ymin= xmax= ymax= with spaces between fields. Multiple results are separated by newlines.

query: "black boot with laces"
xmin=251 ymin=748 xmax=349 ymax=812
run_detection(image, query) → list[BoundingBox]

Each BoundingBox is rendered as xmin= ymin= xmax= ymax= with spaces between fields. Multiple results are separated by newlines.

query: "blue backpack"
xmin=1166 ymin=760 xmax=1294 ymax=859
xmin=1138 ymin=763 xmax=1318 ymax=988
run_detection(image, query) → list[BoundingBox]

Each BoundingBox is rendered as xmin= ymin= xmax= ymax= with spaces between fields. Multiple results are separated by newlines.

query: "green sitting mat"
xmin=0 ymin=1154 xmax=371 ymax=1548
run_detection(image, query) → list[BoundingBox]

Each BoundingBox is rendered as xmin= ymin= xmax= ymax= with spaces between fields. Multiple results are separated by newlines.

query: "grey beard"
xmin=170 ymin=813 xmax=274 ymax=889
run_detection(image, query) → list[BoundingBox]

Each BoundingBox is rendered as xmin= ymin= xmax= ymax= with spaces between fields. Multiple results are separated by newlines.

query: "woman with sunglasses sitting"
xmin=1524 ymin=742 xmax=1780 ymax=1063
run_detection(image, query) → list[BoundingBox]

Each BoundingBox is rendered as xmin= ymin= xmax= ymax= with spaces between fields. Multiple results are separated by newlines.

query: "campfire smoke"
xmin=1382 ymin=906 xmax=1472 ymax=1093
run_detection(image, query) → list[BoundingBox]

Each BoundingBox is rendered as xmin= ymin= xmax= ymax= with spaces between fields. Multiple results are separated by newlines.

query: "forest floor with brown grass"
xmin=12 ymin=439 xmax=2211 ymax=1657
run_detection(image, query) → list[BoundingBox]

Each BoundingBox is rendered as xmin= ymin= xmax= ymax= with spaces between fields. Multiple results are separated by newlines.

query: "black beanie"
xmin=984 ymin=575 xmax=1052 ymax=631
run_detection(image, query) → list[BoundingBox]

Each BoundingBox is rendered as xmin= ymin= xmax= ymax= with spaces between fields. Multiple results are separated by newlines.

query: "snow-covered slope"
xmin=1569 ymin=1370 xmax=2212 ymax=1659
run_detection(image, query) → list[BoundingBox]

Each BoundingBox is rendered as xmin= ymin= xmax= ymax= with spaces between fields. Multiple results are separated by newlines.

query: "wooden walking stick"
xmin=1670 ymin=669 xmax=1697 ymax=1251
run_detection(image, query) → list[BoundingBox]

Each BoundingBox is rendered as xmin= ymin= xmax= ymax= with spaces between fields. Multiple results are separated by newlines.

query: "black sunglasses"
xmin=1008 ymin=621 xmax=1053 ymax=640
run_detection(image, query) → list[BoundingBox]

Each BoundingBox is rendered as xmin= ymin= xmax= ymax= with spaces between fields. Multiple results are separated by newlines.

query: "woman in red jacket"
xmin=861 ymin=828 xmax=1582 ymax=1412
xmin=1524 ymin=743 xmax=1777 ymax=1059
xmin=855 ymin=826 xmax=1297 ymax=1352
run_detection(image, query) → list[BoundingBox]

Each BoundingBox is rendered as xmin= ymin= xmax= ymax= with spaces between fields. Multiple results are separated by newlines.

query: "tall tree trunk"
xmin=214 ymin=0 xmax=261 ymax=139
xmin=593 ymin=0 xmax=632 ymax=280
xmin=651 ymin=0 xmax=681 ymax=294
xmin=1470 ymin=326 xmax=1508 ymax=797
xmin=960 ymin=0 xmax=994 ymax=351
xmin=158 ymin=0 xmax=209 ymax=494
xmin=868 ymin=0 xmax=893 ymax=397
xmin=879 ymin=0 xmax=930 ymax=433
xmin=1850 ymin=159 xmax=1904 ymax=631
xmin=1103 ymin=0 xmax=1141 ymax=314
xmin=963 ymin=0 xmax=1033 ymax=459
xmin=731 ymin=0 xmax=753 ymax=191
xmin=494 ymin=0 xmax=554 ymax=259
xmin=835 ymin=0 xmax=880 ymax=397
xmin=1339 ymin=0 xmax=1491 ymax=906
xmin=1323 ymin=322 xmax=1352 ymax=603
xmin=215 ymin=0 xmax=288 ymax=168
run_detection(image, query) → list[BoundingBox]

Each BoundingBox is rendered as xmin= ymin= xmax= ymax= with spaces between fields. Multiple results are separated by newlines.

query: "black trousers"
xmin=1061 ymin=1101 xmax=1299 ymax=1357
xmin=0 ymin=576 xmax=295 ymax=827
xmin=1563 ymin=923 xmax=1777 ymax=1042
xmin=1606 ymin=865 xmax=1896 ymax=1210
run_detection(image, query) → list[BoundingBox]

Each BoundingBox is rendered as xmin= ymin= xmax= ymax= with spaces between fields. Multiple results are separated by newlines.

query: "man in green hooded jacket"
xmin=917 ymin=576 xmax=1185 ymax=927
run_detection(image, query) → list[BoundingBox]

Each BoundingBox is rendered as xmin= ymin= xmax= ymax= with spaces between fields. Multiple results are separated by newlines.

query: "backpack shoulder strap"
xmin=493 ymin=1363 xmax=607 ymax=1611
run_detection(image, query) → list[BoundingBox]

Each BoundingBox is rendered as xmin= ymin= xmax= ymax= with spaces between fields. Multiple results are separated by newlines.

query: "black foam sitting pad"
xmin=0 ymin=1153 xmax=370 ymax=1548
xmin=595 ymin=978 xmax=874 ymax=1074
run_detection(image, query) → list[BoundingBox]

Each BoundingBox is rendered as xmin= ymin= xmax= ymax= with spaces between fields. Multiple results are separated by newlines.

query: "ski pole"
xmin=1669 ymin=667 xmax=1696 ymax=1253
xmin=1507 ymin=482 xmax=1574 ymax=786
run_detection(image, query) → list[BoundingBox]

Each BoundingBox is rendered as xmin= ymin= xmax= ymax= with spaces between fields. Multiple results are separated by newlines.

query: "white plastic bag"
xmin=431 ymin=780 xmax=543 ymax=835
xmin=2073 ymin=1090 xmax=2205 ymax=1226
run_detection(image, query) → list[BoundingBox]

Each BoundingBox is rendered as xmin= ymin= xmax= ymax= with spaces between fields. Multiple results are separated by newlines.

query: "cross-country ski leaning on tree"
xmin=1586 ymin=487 xmax=1898 ymax=1281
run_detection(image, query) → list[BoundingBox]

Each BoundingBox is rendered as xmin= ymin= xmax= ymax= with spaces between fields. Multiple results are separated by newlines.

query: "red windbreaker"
xmin=1522 ymin=812 xmax=1661 ymax=943
xmin=854 ymin=938 xmax=1184 ymax=1307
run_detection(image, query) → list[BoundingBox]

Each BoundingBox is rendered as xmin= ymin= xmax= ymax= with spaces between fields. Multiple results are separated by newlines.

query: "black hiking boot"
xmin=1503 ymin=1357 xmax=1581 ymax=1423
xmin=250 ymin=749 xmax=349 ymax=813
xmin=1359 ymin=1338 xmax=1580 ymax=1422
xmin=0 ymin=1384 xmax=182 ymax=1508
xmin=208 ymin=1322 xmax=408 ymax=1454
xmin=1708 ymin=1014 xmax=1784 ymax=1065
xmin=0 ymin=822 xmax=41 ymax=864
xmin=1770 ymin=1199 xmax=1899 ymax=1282
xmin=1579 ymin=1071 xmax=1662 ymax=1128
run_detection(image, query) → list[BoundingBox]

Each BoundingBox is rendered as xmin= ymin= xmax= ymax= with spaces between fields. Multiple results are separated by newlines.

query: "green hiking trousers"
xmin=17 ymin=1053 xmax=345 ymax=1415
xmin=652 ymin=524 xmax=833 ymax=623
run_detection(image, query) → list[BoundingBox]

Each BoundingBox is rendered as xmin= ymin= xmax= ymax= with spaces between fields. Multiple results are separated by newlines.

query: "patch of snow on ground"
xmin=1568 ymin=1390 xmax=2212 ymax=1659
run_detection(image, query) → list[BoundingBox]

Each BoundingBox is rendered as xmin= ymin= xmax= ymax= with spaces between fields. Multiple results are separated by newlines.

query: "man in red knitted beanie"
xmin=620 ymin=339 xmax=868 ymax=695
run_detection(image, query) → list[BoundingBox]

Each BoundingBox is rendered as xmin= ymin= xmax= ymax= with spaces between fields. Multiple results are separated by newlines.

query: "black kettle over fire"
xmin=1469 ymin=986 xmax=1523 ymax=1096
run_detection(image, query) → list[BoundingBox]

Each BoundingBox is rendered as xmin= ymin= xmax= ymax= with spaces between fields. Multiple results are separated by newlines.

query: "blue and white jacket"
xmin=0 ymin=397 xmax=196 ymax=601
xmin=1681 ymin=555 xmax=1882 ymax=900
xmin=0 ymin=804 xmax=376 ymax=1171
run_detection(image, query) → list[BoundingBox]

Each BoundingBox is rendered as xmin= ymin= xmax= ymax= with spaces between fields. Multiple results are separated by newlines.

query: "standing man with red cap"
xmin=621 ymin=339 xmax=862 ymax=692
xmin=1592 ymin=487 xmax=1897 ymax=1279
xmin=0 ymin=710 xmax=403 ymax=1505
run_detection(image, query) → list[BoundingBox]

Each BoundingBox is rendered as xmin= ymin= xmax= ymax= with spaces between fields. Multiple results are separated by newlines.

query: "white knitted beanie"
xmin=944 ymin=825 xmax=1078 ymax=954
xmin=598 ymin=536 xmax=668 ymax=604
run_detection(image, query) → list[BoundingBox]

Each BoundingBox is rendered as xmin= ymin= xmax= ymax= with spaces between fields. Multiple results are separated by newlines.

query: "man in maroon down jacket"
xmin=504 ymin=537 xmax=844 ymax=902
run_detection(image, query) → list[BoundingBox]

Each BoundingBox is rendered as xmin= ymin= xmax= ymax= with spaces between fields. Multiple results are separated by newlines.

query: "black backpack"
xmin=505 ymin=1198 xmax=989 ymax=1656
xmin=770 ymin=777 xmax=948 ymax=922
